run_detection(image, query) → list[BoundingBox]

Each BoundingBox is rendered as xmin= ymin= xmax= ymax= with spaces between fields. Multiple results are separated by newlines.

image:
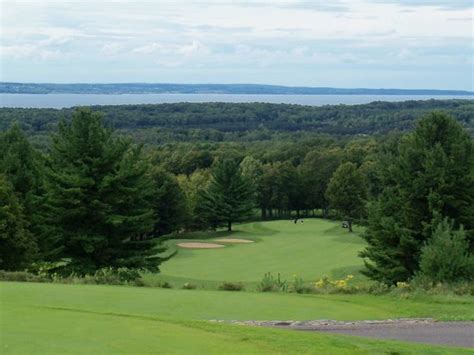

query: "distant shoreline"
xmin=2 ymin=93 xmax=472 ymax=109
xmin=1 ymin=82 xmax=472 ymax=96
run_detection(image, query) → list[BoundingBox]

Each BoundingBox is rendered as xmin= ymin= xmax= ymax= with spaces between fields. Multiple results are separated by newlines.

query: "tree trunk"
xmin=227 ymin=220 xmax=232 ymax=232
xmin=348 ymin=219 xmax=353 ymax=233
xmin=261 ymin=208 xmax=266 ymax=220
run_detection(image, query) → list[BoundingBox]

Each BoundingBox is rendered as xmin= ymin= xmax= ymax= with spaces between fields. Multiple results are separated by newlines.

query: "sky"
xmin=1 ymin=0 xmax=473 ymax=90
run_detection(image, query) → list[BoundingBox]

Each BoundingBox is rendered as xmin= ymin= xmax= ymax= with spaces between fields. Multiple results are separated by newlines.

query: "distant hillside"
xmin=1 ymin=100 xmax=472 ymax=149
xmin=1 ymin=82 xmax=473 ymax=96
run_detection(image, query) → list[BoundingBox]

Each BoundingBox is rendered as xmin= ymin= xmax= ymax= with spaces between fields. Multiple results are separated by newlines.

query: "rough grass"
xmin=2 ymin=282 xmax=473 ymax=354
xmin=153 ymin=219 xmax=367 ymax=288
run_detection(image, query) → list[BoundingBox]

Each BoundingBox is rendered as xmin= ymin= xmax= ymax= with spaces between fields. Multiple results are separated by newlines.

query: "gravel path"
xmin=295 ymin=321 xmax=474 ymax=348
xmin=212 ymin=319 xmax=474 ymax=348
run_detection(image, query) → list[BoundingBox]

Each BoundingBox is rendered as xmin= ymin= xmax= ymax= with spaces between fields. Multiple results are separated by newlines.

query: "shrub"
xmin=291 ymin=275 xmax=312 ymax=294
xmin=159 ymin=281 xmax=173 ymax=289
xmin=0 ymin=270 xmax=46 ymax=282
xmin=313 ymin=275 xmax=359 ymax=294
xmin=182 ymin=282 xmax=197 ymax=289
xmin=257 ymin=272 xmax=287 ymax=292
xmin=417 ymin=218 xmax=474 ymax=284
xmin=218 ymin=282 xmax=244 ymax=291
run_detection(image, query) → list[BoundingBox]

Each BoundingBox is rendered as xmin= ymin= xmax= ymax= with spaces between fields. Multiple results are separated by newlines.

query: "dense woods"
xmin=1 ymin=101 xmax=473 ymax=285
xmin=1 ymin=100 xmax=472 ymax=147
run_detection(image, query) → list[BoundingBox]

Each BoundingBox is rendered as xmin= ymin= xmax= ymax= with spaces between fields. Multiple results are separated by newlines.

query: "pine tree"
xmin=361 ymin=112 xmax=474 ymax=284
xmin=325 ymin=162 xmax=367 ymax=232
xmin=45 ymin=108 xmax=159 ymax=272
xmin=418 ymin=218 xmax=473 ymax=283
xmin=150 ymin=167 xmax=187 ymax=235
xmin=200 ymin=159 xmax=255 ymax=231
xmin=0 ymin=123 xmax=45 ymax=253
xmin=0 ymin=175 xmax=37 ymax=270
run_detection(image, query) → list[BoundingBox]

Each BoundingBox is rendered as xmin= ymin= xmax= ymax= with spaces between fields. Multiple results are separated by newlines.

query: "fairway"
xmin=158 ymin=219 xmax=366 ymax=285
xmin=2 ymin=282 xmax=473 ymax=354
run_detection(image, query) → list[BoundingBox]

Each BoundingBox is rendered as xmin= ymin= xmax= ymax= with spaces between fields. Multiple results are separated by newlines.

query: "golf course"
xmin=2 ymin=219 xmax=473 ymax=353
xmin=149 ymin=219 xmax=366 ymax=288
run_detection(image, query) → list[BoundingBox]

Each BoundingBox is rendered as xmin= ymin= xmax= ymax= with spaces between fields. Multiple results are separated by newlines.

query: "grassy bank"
xmin=2 ymin=282 xmax=473 ymax=354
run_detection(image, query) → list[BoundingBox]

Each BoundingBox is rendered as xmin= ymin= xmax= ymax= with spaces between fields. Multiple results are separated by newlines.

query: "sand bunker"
xmin=177 ymin=242 xmax=225 ymax=249
xmin=214 ymin=238 xmax=254 ymax=244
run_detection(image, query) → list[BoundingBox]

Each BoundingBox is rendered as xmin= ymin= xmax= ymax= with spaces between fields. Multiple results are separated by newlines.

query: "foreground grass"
xmin=3 ymin=282 xmax=473 ymax=321
xmin=2 ymin=282 xmax=473 ymax=354
xmin=156 ymin=219 xmax=367 ymax=288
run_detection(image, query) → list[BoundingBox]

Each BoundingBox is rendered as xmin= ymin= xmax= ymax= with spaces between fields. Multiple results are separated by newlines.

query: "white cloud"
xmin=177 ymin=40 xmax=208 ymax=57
xmin=100 ymin=43 xmax=122 ymax=56
xmin=132 ymin=43 xmax=164 ymax=54
xmin=1 ymin=44 xmax=62 ymax=60
xmin=0 ymin=0 xmax=472 ymax=88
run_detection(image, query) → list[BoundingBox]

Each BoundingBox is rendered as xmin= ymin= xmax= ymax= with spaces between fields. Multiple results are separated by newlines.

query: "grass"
xmin=2 ymin=220 xmax=473 ymax=353
xmin=2 ymin=282 xmax=473 ymax=354
xmin=153 ymin=219 xmax=367 ymax=288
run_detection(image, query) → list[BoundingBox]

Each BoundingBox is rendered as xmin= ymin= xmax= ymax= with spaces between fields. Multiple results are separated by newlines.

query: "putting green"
xmin=158 ymin=219 xmax=366 ymax=284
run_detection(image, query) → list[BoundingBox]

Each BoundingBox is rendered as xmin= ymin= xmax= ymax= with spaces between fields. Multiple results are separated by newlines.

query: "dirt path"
xmin=214 ymin=319 xmax=474 ymax=348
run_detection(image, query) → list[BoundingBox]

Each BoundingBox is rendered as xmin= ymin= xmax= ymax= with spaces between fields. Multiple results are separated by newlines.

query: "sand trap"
xmin=177 ymin=242 xmax=225 ymax=249
xmin=214 ymin=238 xmax=254 ymax=244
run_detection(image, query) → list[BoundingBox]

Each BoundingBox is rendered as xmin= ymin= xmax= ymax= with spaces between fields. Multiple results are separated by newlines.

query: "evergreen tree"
xmin=45 ymin=108 xmax=159 ymax=272
xmin=361 ymin=112 xmax=474 ymax=284
xmin=417 ymin=218 xmax=473 ymax=283
xmin=0 ymin=123 xmax=46 ymax=252
xmin=200 ymin=159 xmax=254 ymax=231
xmin=325 ymin=162 xmax=367 ymax=232
xmin=150 ymin=167 xmax=187 ymax=235
xmin=0 ymin=175 xmax=37 ymax=270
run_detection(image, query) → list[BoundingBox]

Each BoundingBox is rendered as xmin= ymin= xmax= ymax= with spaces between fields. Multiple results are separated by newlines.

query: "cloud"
xmin=1 ymin=44 xmax=62 ymax=60
xmin=177 ymin=40 xmax=209 ymax=57
xmin=100 ymin=43 xmax=123 ymax=56
xmin=368 ymin=0 xmax=474 ymax=10
xmin=0 ymin=0 xmax=472 ymax=89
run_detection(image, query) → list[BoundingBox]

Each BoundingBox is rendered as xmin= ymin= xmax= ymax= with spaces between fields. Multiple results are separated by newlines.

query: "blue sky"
xmin=1 ymin=0 xmax=473 ymax=90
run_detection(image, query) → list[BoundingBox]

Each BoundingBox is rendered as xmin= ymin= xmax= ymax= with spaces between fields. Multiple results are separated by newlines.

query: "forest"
xmin=1 ymin=101 xmax=473 ymax=286
xmin=1 ymin=100 xmax=473 ymax=147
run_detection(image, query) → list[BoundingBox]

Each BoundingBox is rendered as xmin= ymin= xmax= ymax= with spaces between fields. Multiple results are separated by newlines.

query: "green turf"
xmin=156 ymin=219 xmax=366 ymax=287
xmin=2 ymin=282 xmax=473 ymax=354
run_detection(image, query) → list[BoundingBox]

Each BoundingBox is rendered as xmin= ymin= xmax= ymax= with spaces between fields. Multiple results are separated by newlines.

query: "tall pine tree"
xmin=0 ymin=123 xmax=45 ymax=254
xmin=199 ymin=159 xmax=254 ymax=231
xmin=361 ymin=112 xmax=474 ymax=284
xmin=0 ymin=174 xmax=37 ymax=270
xmin=45 ymin=108 xmax=160 ymax=272
xmin=150 ymin=167 xmax=187 ymax=236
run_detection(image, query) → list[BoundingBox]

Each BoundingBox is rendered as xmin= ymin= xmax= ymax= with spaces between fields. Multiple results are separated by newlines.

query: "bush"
xmin=291 ymin=275 xmax=312 ymax=294
xmin=0 ymin=270 xmax=46 ymax=282
xmin=159 ymin=281 xmax=173 ymax=289
xmin=313 ymin=275 xmax=360 ymax=294
xmin=257 ymin=272 xmax=287 ymax=292
xmin=182 ymin=282 xmax=197 ymax=289
xmin=417 ymin=218 xmax=474 ymax=284
xmin=218 ymin=282 xmax=244 ymax=291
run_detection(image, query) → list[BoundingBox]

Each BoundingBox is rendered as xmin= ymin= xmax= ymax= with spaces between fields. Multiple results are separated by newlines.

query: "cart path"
xmin=212 ymin=319 xmax=474 ymax=348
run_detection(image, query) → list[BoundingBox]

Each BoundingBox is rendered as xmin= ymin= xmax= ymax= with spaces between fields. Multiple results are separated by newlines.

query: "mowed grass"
xmin=2 ymin=282 xmax=474 ymax=354
xmin=155 ymin=219 xmax=366 ymax=287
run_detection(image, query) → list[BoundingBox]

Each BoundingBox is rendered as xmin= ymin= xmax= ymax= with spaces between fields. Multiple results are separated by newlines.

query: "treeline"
xmin=1 ymin=108 xmax=473 ymax=286
xmin=1 ymin=100 xmax=472 ymax=147
xmin=3 ymin=82 xmax=472 ymax=95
